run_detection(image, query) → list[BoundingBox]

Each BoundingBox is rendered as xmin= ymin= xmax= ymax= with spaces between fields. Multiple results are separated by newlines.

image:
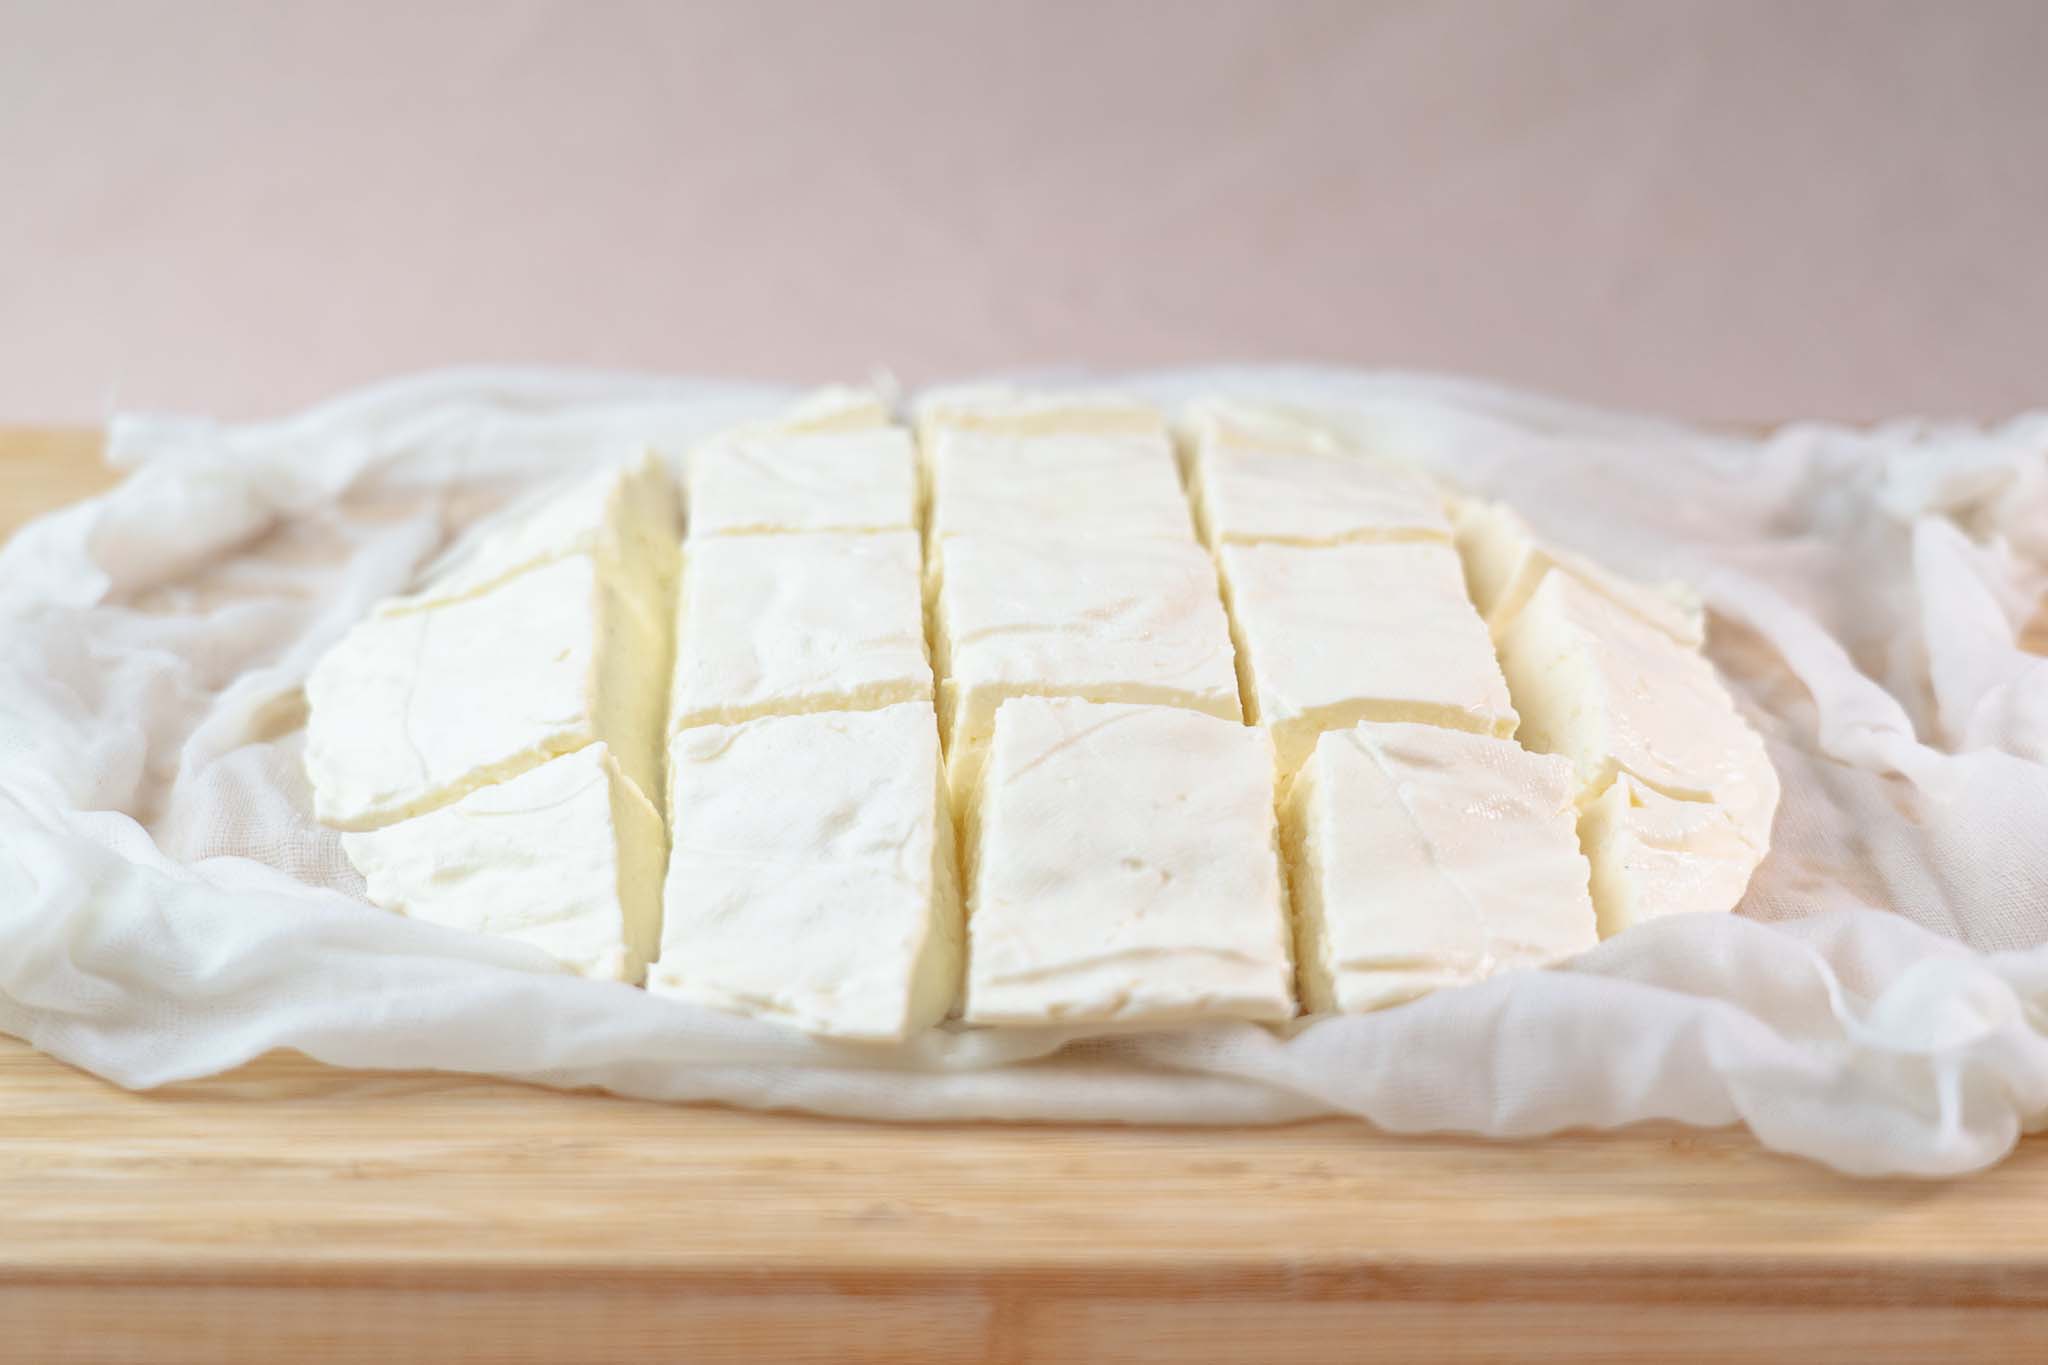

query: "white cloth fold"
xmin=2 ymin=366 xmax=2043 ymax=1177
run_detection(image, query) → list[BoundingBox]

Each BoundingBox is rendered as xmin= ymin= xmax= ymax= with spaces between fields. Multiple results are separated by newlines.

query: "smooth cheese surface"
xmin=1187 ymin=408 xmax=1451 ymax=548
xmin=1453 ymin=498 xmax=1704 ymax=647
xmin=1495 ymin=570 xmax=1778 ymax=851
xmin=915 ymin=386 xmax=1168 ymax=449
xmin=1219 ymin=539 xmax=1517 ymax=777
xmin=670 ymin=530 xmax=929 ymax=730
xmin=400 ymin=451 xmax=678 ymax=623
xmin=305 ymin=553 xmax=667 ymax=830
xmin=342 ymin=743 xmax=665 ymax=983
xmin=686 ymin=427 xmax=917 ymax=538
xmin=650 ymin=702 xmax=961 ymax=1040
xmin=964 ymin=699 xmax=1294 ymax=1026
xmin=1580 ymin=773 xmax=1759 ymax=937
xmin=1282 ymin=722 xmax=1596 ymax=1014
xmin=927 ymin=428 xmax=1192 ymax=544
xmin=932 ymin=533 xmax=1242 ymax=796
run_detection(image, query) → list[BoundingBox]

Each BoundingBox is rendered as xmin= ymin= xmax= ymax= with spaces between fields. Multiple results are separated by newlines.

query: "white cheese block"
xmin=1217 ymin=540 xmax=1518 ymax=778
xmin=342 ymin=744 xmax=665 ymax=983
xmin=1453 ymin=499 xmax=1703 ymax=647
xmin=1185 ymin=403 xmax=1451 ymax=548
xmin=932 ymin=533 xmax=1242 ymax=799
xmin=686 ymin=427 xmax=917 ymax=538
xmin=914 ymin=386 xmax=1167 ymax=449
xmin=765 ymin=385 xmax=895 ymax=434
xmin=1580 ymin=773 xmax=1759 ymax=937
xmin=1495 ymin=570 xmax=1779 ymax=851
xmin=670 ymin=530 xmax=929 ymax=730
xmin=650 ymin=702 xmax=961 ymax=1040
xmin=304 ymin=553 xmax=667 ymax=830
xmin=926 ymin=428 xmax=1193 ymax=546
xmin=1282 ymin=722 xmax=1597 ymax=1013
xmin=401 ymin=450 xmax=678 ymax=625
xmin=1181 ymin=397 xmax=1355 ymax=456
xmin=963 ymin=698 xmax=1295 ymax=1026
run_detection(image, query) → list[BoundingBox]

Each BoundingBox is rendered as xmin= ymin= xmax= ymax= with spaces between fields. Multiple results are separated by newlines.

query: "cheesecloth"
xmin=3 ymin=366 xmax=2043 ymax=1178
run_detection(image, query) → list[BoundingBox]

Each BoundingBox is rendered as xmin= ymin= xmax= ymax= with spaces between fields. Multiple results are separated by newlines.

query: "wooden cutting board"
xmin=4 ymin=428 xmax=2045 ymax=1362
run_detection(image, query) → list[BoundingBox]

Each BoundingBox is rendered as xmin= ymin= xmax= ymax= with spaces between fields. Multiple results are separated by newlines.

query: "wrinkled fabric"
xmin=1 ymin=366 xmax=2043 ymax=1178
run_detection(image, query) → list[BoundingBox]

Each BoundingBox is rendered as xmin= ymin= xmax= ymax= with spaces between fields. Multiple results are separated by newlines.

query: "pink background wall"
xmin=3 ymin=1 xmax=2042 ymax=425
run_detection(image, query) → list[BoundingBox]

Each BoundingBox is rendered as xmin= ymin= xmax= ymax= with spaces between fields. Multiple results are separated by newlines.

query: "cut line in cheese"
xmin=931 ymin=532 xmax=1242 ymax=802
xmin=1216 ymin=539 xmax=1517 ymax=779
xmin=343 ymin=743 xmax=665 ymax=984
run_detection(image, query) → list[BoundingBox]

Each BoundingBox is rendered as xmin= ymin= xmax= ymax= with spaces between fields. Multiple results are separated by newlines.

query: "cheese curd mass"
xmin=305 ymin=387 xmax=1779 ymax=1037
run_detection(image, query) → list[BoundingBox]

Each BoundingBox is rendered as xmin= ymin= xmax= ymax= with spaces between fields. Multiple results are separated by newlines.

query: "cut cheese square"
xmin=927 ymin=428 xmax=1192 ymax=545
xmin=305 ymin=553 xmax=667 ymax=830
xmin=1186 ymin=403 xmax=1451 ymax=549
xmin=1453 ymin=499 xmax=1703 ymax=646
xmin=1217 ymin=540 xmax=1517 ymax=778
xmin=932 ymin=533 xmax=1242 ymax=798
xmin=915 ymin=386 xmax=1167 ymax=448
xmin=1494 ymin=570 xmax=1779 ymax=851
xmin=1579 ymin=773 xmax=1760 ymax=937
xmin=650 ymin=702 xmax=961 ymax=1040
xmin=686 ymin=427 xmax=917 ymax=538
xmin=1282 ymin=722 xmax=1596 ymax=1013
xmin=963 ymin=698 xmax=1294 ymax=1026
xmin=670 ymin=530 xmax=929 ymax=730
xmin=401 ymin=450 xmax=679 ymax=620
xmin=767 ymin=384 xmax=895 ymax=434
xmin=342 ymin=744 xmax=665 ymax=983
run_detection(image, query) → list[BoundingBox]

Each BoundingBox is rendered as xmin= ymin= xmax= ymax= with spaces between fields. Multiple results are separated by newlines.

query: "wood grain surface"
xmin=4 ymin=430 xmax=2045 ymax=1362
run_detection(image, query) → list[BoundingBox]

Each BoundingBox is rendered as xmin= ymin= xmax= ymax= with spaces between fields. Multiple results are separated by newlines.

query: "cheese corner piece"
xmin=670 ymin=530 xmax=929 ymax=730
xmin=1185 ymin=405 xmax=1451 ymax=550
xmin=341 ymin=744 xmax=664 ymax=983
xmin=964 ymin=699 xmax=1294 ymax=1026
xmin=1452 ymin=499 xmax=1703 ymax=647
xmin=1580 ymin=773 xmax=1760 ymax=937
xmin=402 ymin=451 xmax=679 ymax=615
xmin=305 ymin=553 xmax=665 ymax=830
xmin=686 ymin=427 xmax=917 ymax=538
xmin=1282 ymin=723 xmax=1596 ymax=1014
xmin=650 ymin=702 xmax=961 ymax=1040
xmin=932 ymin=534 xmax=1241 ymax=798
xmin=926 ymin=427 xmax=1192 ymax=545
xmin=1495 ymin=571 xmax=1778 ymax=851
xmin=1217 ymin=540 xmax=1516 ymax=778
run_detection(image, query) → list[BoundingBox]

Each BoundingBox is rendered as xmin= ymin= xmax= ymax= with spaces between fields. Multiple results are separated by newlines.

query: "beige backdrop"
xmin=3 ymin=0 xmax=2042 ymax=424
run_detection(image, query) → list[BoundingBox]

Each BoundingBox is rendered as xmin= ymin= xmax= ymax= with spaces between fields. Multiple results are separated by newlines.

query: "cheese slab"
xmin=401 ymin=450 xmax=678 ymax=623
xmin=1217 ymin=539 xmax=1517 ymax=778
xmin=1185 ymin=404 xmax=1451 ymax=549
xmin=915 ymin=386 xmax=1168 ymax=448
xmin=650 ymin=703 xmax=961 ymax=1041
xmin=342 ymin=744 xmax=665 ymax=983
xmin=304 ymin=553 xmax=667 ymax=830
xmin=1453 ymin=499 xmax=1704 ymax=647
xmin=926 ymin=428 xmax=1193 ymax=546
xmin=932 ymin=533 xmax=1242 ymax=798
xmin=670 ymin=530 xmax=929 ymax=730
xmin=1580 ymin=772 xmax=1759 ymax=937
xmin=686 ymin=427 xmax=917 ymax=538
xmin=1494 ymin=569 xmax=1779 ymax=851
xmin=963 ymin=698 xmax=1294 ymax=1026
xmin=1282 ymin=722 xmax=1597 ymax=1013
